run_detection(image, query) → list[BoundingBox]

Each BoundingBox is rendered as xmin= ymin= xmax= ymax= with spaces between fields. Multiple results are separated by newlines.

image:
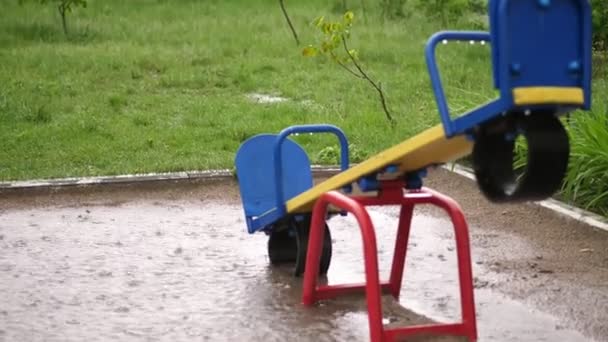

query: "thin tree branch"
xmin=330 ymin=52 xmax=364 ymax=79
xmin=278 ymin=0 xmax=300 ymax=46
xmin=342 ymin=36 xmax=394 ymax=123
xmin=58 ymin=3 xmax=68 ymax=36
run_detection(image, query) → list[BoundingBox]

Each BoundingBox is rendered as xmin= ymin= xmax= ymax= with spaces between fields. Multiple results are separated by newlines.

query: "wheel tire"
xmin=267 ymin=225 xmax=297 ymax=265
xmin=473 ymin=111 xmax=570 ymax=202
xmin=293 ymin=216 xmax=332 ymax=277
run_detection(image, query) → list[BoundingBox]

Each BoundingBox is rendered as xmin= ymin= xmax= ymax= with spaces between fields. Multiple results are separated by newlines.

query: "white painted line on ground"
xmin=444 ymin=163 xmax=476 ymax=181
xmin=444 ymin=163 xmax=608 ymax=233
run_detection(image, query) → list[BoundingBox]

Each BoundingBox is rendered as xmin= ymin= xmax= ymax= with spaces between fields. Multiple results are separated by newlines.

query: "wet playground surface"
xmin=1 ymin=169 xmax=607 ymax=341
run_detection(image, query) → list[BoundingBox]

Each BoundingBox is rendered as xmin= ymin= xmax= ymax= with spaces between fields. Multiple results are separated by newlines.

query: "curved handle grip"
xmin=273 ymin=124 xmax=350 ymax=211
xmin=425 ymin=31 xmax=491 ymax=137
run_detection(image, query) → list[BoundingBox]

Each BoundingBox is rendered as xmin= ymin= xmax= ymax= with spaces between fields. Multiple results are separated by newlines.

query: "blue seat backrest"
xmin=489 ymin=0 xmax=591 ymax=102
xmin=235 ymin=134 xmax=313 ymax=219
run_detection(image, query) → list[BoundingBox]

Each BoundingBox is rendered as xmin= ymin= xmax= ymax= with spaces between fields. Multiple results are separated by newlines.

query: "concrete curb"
xmin=2 ymin=164 xmax=606 ymax=233
xmin=0 ymin=166 xmax=342 ymax=190
xmin=0 ymin=170 xmax=233 ymax=189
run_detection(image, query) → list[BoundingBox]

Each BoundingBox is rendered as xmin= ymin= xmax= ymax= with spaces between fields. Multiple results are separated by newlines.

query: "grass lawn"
xmin=0 ymin=0 xmax=606 ymax=217
xmin=0 ymin=0 xmax=500 ymax=180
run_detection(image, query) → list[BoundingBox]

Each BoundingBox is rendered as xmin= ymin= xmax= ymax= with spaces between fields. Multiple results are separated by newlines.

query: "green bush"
xmin=562 ymin=110 xmax=608 ymax=216
xmin=18 ymin=0 xmax=87 ymax=36
xmin=415 ymin=0 xmax=469 ymax=26
xmin=380 ymin=0 xmax=409 ymax=19
xmin=317 ymin=144 xmax=369 ymax=164
xmin=592 ymin=0 xmax=608 ymax=50
xmin=513 ymin=111 xmax=608 ymax=217
xmin=413 ymin=0 xmax=607 ymax=49
xmin=467 ymin=0 xmax=487 ymax=14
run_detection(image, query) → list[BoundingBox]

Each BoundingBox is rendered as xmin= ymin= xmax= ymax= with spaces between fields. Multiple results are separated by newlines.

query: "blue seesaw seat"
xmin=235 ymin=125 xmax=350 ymax=234
xmin=235 ymin=135 xmax=313 ymax=234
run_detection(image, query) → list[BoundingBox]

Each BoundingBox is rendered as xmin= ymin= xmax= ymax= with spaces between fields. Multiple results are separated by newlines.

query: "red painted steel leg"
xmin=425 ymin=188 xmax=478 ymax=341
xmin=302 ymin=183 xmax=477 ymax=342
xmin=302 ymin=191 xmax=384 ymax=342
xmin=388 ymin=204 xmax=414 ymax=299
xmin=301 ymin=198 xmax=326 ymax=306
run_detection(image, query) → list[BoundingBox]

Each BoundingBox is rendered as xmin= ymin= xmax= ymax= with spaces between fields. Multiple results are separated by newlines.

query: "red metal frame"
xmin=302 ymin=180 xmax=477 ymax=342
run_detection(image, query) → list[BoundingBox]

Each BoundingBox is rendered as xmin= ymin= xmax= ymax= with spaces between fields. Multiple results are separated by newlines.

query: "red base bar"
xmin=302 ymin=181 xmax=477 ymax=342
xmin=384 ymin=323 xmax=470 ymax=341
xmin=313 ymin=282 xmax=393 ymax=301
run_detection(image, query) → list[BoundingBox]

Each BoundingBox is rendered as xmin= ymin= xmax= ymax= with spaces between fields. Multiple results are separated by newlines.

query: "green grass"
xmin=562 ymin=107 xmax=608 ymax=217
xmin=0 ymin=0 xmax=607 ymax=217
xmin=0 ymin=0 xmax=497 ymax=180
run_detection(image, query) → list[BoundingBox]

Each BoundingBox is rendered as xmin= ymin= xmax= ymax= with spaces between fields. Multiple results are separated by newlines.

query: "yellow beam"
xmin=286 ymin=124 xmax=473 ymax=213
xmin=512 ymin=87 xmax=584 ymax=106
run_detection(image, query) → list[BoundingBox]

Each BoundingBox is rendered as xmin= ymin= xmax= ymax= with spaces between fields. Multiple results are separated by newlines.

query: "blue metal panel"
xmin=248 ymin=208 xmax=284 ymax=234
xmin=235 ymin=134 xmax=313 ymax=233
xmin=491 ymin=0 xmax=592 ymax=108
xmin=506 ymin=0 xmax=580 ymax=87
xmin=450 ymin=99 xmax=508 ymax=136
xmin=489 ymin=0 xmax=500 ymax=89
xmin=581 ymin=0 xmax=593 ymax=110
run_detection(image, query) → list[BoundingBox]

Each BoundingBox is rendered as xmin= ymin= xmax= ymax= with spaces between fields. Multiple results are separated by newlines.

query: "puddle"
xmin=246 ymin=93 xmax=288 ymax=104
xmin=245 ymin=93 xmax=325 ymax=112
xmin=0 ymin=196 xmax=598 ymax=341
xmin=325 ymin=207 xmax=592 ymax=341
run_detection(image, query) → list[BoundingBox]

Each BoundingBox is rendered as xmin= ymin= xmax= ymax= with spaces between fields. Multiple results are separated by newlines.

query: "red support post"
xmin=388 ymin=204 xmax=414 ymax=299
xmin=424 ymin=187 xmax=478 ymax=341
xmin=302 ymin=191 xmax=385 ymax=342
xmin=301 ymin=181 xmax=478 ymax=342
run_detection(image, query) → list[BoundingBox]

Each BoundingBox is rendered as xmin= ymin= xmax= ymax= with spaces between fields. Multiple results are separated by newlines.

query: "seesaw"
xmin=235 ymin=1 xmax=592 ymax=341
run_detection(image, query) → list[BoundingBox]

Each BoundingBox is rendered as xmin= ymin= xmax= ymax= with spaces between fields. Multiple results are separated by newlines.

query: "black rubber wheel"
xmin=472 ymin=111 xmax=570 ymax=202
xmin=293 ymin=216 xmax=332 ymax=277
xmin=267 ymin=223 xmax=297 ymax=265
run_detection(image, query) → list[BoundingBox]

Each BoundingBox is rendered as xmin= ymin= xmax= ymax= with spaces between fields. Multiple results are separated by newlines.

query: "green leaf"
xmin=322 ymin=22 xmax=332 ymax=34
xmin=344 ymin=11 xmax=354 ymax=25
xmin=331 ymin=34 xmax=340 ymax=45
xmin=302 ymin=45 xmax=318 ymax=57
xmin=321 ymin=41 xmax=332 ymax=53
xmin=313 ymin=16 xmax=324 ymax=27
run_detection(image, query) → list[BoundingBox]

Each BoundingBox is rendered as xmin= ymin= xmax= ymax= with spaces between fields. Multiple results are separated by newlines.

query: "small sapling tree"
xmin=18 ymin=0 xmax=87 ymax=36
xmin=302 ymin=11 xmax=395 ymax=124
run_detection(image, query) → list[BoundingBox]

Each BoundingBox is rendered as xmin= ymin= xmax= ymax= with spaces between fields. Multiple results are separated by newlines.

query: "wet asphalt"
xmin=0 ymin=168 xmax=606 ymax=341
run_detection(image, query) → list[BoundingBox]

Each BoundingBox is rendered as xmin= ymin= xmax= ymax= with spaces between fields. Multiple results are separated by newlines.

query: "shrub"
xmin=18 ymin=0 xmax=87 ymax=36
xmin=467 ymin=0 xmax=487 ymax=14
xmin=592 ymin=0 xmax=608 ymax=51
xmin=415 ymin=0 xmax=469 ymax=26
xmin=513 ymin=111 xmax=608 ymax=217
xmin=380 ymin=0 xmax=409 ymax=19
xmin=317 ymin=144 xmax=369 ymax=164
xmin=562 ymin=110 xmax=608 ymax=216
